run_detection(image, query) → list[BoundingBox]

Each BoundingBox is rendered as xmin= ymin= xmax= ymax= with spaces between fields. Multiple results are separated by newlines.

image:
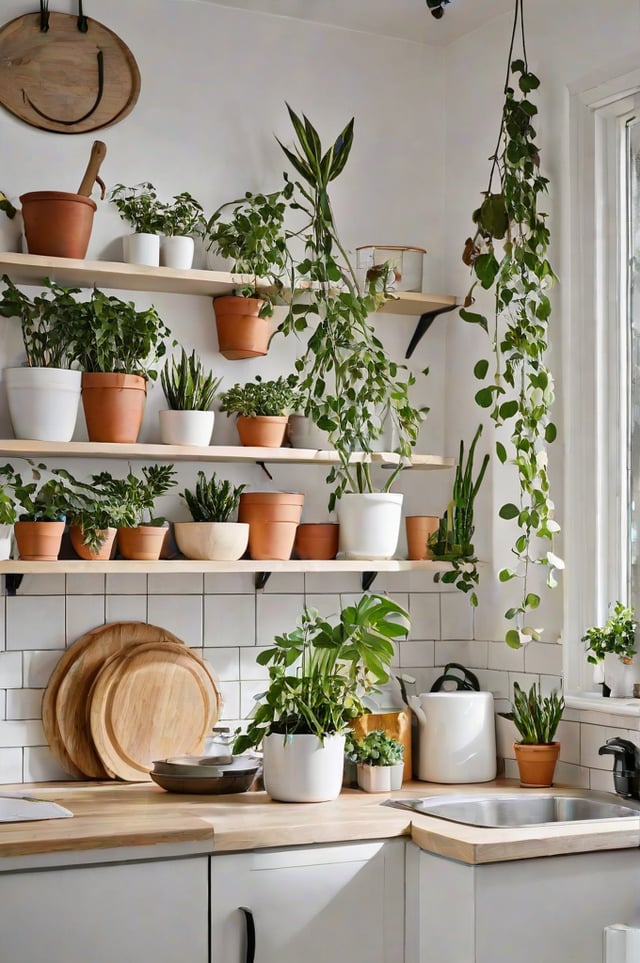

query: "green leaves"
xmin=219 ymin=375 xmax=301 ymax=418
xmin=459 ymin=307 xmax=489 ymax=333
xmin=582 ymin=601 xmax=637 ymax=665
xmin=511 ymin=681 xmax=564 ymax=744
xmin=180 ymin=471 xmax=246 ymax=523
xmin=161 ymin=348 xmax=222 ymax=411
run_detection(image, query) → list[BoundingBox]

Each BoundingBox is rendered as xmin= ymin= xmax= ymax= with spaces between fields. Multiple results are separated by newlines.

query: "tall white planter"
xmin=5 ymin=366 xmax=82 ymax=442
xmin=160 ymin=235 xmax=195 ymax=270
xmin=123 ymin=232 xmax=160 ymax=267
xmin=337 ymin=492 xmax=403 ymax=560
xmin=262 ymin=732 xmax=345 ymax=803
xmin=159 ymin=409 xmax=214 ymax=446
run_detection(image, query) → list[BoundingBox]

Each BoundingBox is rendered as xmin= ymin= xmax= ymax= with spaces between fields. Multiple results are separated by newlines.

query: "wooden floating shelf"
xmin=0 ymin=253 xmax=457 ymax=316
xmin=0 ymin=440 xmax=455 ymax=469
xmin=0 ymin=559 xmax=453 ymax=575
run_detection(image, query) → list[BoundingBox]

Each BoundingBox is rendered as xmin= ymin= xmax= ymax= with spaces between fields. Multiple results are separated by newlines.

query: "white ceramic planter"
xmin=159 ymin=409 xmax=215 ymax=446
xmin=174 ymin=521 xmax=249 ymax=561
xmin=337 ymin=492 xmax=403 ymax=560
xmin=262 ymin=732 xmax=345 ymax=803
xmin=123 ymin=232 xmax=160 ymax=267
xmin=602 ymin=652 xmax=635 ymax=697
xmin=356 ymin=763 xmax=404 ymax=793
xmin=5 ymin=366 xmax=82 ymax=442
xmin=160 ymin=235 xmax=195 ymax=270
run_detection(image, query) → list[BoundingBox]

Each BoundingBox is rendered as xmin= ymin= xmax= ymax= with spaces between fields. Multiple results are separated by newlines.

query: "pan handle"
xmin=239 ymin=906 xmax=256 ymax=963
xmin=77 ymin=140 xmax=107 ymax=198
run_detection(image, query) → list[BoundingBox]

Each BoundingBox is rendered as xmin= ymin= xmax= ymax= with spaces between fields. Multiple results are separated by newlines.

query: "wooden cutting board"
xmin=89 ymin=641 xmax=220 ymax=782
xmin=43 ymin=622 xmax=184 ymax=779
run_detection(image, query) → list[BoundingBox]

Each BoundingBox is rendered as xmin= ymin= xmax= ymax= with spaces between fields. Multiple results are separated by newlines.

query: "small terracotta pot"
xmin=238 ymin=492 xmax=304 ymax=525
xmin=405 ymin=515 xmax=440 ymax=560
xmin=513 ymin=741 xmax=560 ymax=788
xmin=118 ymin=526 xmax=167 ymax=561
xmin=20 ymin=191 xmax=96 ymax=259
xmin=294 ymin=523 xmax=339 ymax=560
xmin=213 ymin=296 xmax=272 ymax=360
xmin=81 ymin=372 xmax=147 ymax=443
xmin=248 ymin=521 xmax=299 ymax=561
xmin=70 ymin=525 xmax=117 ymax=561
xmin=14 ymin=520 xmax=65 ymax=561
xmin=236 ymin=415 xmax=288 ymax=448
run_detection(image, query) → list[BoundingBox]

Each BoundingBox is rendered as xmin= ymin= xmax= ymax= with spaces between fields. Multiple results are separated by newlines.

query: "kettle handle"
xmin=408 ymin=694 xmax=427 ymax=724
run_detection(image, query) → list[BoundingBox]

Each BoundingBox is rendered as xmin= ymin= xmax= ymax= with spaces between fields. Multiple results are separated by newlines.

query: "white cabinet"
xmin=0 ymin=854 xmax=209 ymax=963
xmin=210 ymin=839 xmax=406 ymax=963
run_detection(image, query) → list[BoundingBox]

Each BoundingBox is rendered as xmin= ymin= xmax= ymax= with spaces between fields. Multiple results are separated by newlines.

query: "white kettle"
xmin=408 ymin=690 xmax=497 ymax=783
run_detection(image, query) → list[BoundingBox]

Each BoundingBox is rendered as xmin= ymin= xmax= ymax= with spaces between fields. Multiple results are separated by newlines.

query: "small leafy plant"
xmin=219 ymin=375 xmax=300 ymax=418
xmin=583 ymin=602 xmax=637 ymax=666
xmin=160 ymin=348 xmax=222 ymax=411
xmin=350 ymin=729 xmax=404 ymax=767
xmin=90 ymin=465 xmax=177 ymax=528
xmin=158 ymin=192 xmax=204 ymax=237
xmin=52 ymin=469 xmax=131 ymax=552
xmin=511 ymin=681 xmax=564 ymax=745
xmin=181 ymin=471 xmax=246 ymax=523
xmin=0 ymin=275 xmax=80 ymax=368
xmin=0 ymin=461 xmax=79 ymax=523
xmin=0 ymin=191 xmax=16 ymax=220
xmin=109 ymin=182 xmax=164 ymax=234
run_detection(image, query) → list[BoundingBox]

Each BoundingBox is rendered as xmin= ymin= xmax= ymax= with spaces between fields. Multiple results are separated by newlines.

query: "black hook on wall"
xmin=39 ymin=0 xmax=50 ymax=32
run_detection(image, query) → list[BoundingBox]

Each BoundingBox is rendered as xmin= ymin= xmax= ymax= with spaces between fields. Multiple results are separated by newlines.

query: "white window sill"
xmin=565 ymin=691 xmax=640 ymax=717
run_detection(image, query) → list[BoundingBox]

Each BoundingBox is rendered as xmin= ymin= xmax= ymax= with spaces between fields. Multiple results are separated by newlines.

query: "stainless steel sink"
xmin=386 ymin=790 xmax=640 ymax=827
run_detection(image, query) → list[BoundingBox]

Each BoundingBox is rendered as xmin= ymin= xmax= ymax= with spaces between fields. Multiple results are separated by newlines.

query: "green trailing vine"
xmin=460 ymin=0 xmax=561 ymax=648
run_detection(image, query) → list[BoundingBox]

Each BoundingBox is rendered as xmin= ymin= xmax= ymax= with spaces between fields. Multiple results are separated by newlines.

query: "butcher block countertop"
xmin=0 ymin=779 xmax=638 ymax=867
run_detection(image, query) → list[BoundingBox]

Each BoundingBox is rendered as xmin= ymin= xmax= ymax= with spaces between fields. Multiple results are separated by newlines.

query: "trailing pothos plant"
xmin=459 ymin=0 xmax=561 ymax=647
xmin=276 ymin=106 xmax=427 ymax=511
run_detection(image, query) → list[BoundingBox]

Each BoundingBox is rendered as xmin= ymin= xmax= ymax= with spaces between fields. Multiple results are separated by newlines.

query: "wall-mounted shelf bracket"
xmin=361 ymin=571 xmax=377 ymax=591
xmin=5 ymin=573 xmax=23 ymax=596
xmin=255 ymin=571 xmax=271 ymax=590
xmin=257 ymin=461 xmax=273 ymax=481
xmin=405 ymin=303 xmax=459 ymax=359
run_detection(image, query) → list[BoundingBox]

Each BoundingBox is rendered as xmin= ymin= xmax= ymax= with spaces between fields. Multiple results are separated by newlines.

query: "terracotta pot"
xmin=118 ymin=526 xmax=167 ymax=561
xmin=236 ymin=415 xmax=288 ymax=448
xmin=247 ymin=520 xmax=298 ymax=560
xmin=81 ymin=372 xmax=147 ymax=443
xmin=238 ymin=492 xmax=304 ymax=525
xmin=405 ymin=515 xmax=440 ymax=560
xmin=513 ymin=741 xmax=560 ymax=788
xmin=213 ymin=296 xmax=272 ymax=360
xmin=14 ymin=520 xmax=64 ymax=561
xmin=294 ymin=523 xmax=339 ymax=560
xmin=20 ymin=191 xmax=96 ymax=259
xmin=70 ymin=525 xmax=117 ymax=561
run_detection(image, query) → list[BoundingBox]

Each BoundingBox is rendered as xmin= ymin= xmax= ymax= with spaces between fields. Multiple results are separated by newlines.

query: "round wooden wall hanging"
xmin=0 ymin=3 xmax=140 ymax=134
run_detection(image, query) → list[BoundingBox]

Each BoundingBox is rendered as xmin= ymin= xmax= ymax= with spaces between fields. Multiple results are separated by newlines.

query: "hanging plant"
xmin=459 ymin=0 xmax=562 ymax=648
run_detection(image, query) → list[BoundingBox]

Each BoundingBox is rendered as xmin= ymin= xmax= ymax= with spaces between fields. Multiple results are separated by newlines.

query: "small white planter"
xmin=356 ymin=763 xmax=404 ymax=793
xmin=160 ymin=235 xmax=195 ymax=270
xmin=262 ymin=732 xmax=345 ymax=803
xmin=174 ymin=521 xmax=249 ymax=561
xmin=123 ymin=232 xmax=160 ymax=267
xmin=159 ymin=409 xmax=215 ymax=446
xmin=5 ymin=366 xmax=82 ymax=442
xmin=337 ymin=492 xmax=403 ymax=560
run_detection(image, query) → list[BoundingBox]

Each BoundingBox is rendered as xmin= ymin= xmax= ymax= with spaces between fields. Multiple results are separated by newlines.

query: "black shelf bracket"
xmin=361 ymin=571 xmax=378 ymax=591
xmin=405 ymin=303 xmax=459 ymax=359
xmin=5 ymin=574 xmax=23 ymax=596
xmin=257 ymin=461 xmax=273 ymax=481
xmin=255 ymin=571 xmax=271 ymax=591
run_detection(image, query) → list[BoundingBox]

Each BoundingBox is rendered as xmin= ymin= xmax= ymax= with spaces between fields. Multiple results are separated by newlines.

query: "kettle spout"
xmin=408 ymin=694 xmax=426 ymax=725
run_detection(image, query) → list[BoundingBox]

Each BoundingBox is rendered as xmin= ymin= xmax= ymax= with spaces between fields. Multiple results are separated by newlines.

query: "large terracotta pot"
xmin=236 ymin=415 xmax=288 ymax=448
xmin=405 ymin=515 xmax=440 ymax=560
xmin=118 ymin=526 xmax=167 ymax=561
xmin=81 ymin=372 xmax=147 ymax=443
xmin=238 ymin=492 xmax=304 ymax=561
xmin=14 ymin=520 xmax=65 ymax=561
xmin=213 ymin=296 xmax=272 ymax=360
xmin=20 ymin=191 xmax=96 ymax=259
xmin=513 ymin=742 xmax=560 ymax=788
xmin=247 ymin=520 xmax=298 ymax=560
xmin=294 ymin=523 xmax=339 ymax=560
xmin=70 ymin=525 xmax=117 ymax=561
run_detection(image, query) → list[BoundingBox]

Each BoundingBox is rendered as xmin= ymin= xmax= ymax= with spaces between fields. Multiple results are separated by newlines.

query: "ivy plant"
xmin=109 ymin=182 xmax=164 ymax=234
xmin=459 ymin=0 xmax=561 ymax=647
xmin=158 ymin=192 xmax=204 ymax=237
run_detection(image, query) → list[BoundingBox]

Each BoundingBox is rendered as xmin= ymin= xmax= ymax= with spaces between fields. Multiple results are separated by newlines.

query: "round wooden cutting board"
xmin=43 ymin=622 xmax=184 ymax=778
xmin=89 ymin=641 xmax=220 ymax=782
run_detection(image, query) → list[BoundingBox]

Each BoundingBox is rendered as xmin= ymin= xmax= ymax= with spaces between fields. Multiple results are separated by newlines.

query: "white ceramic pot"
xmin=123 ymin=232 xmax=160 ymax=267
xmin=603 ymin=652 xmax=635 ymax=697
xmin=159 ymin=409 xmax=215 ymax=446
xmin=173 ymin=521 xmax=249 ymax=561
xmin=262 ymin=732 xmax=345 ymax=803
xmin=337 ymin=492 xmax=403 ymax=560
xmin=408 ymin=690 xmax=497 ymax=783
xmin=5 ymin=366 xmax=82 ymax=442
xmin=356 ymin=763 xmax=404 ymax=793
xmin=160 ymin=235 xmax=195 ymax=270
xmin=286 ymin=414 xmax=331 ymax=450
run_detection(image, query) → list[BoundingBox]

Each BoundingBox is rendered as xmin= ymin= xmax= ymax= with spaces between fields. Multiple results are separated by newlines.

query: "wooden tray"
xmin=43 ymin=622 xmax=183 ymax=778
xmin=89 ymin=641 xmax=220 ymax=782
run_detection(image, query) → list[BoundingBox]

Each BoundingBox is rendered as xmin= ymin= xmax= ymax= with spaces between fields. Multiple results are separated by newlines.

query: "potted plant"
xmin=293 ymin=521 xmax=339 ymax=560
xmin=52 ymin=469 xmax=129 ymax=561
xmin=202 ymin=187 xmax=291 ymax=359
xmin=63 ymin=287 xmax=171 ymax=443
xmin=219 ymin=375 xmax=300 ymax=448
xmin=349 ymin=729 xmax=405 ymax=793
xmin=0 ymin=275 xmax=82 ymax=442
xmin=233 ymin=594 xmax=409 ymax=802
xmin=0 ymin=461 xmax=78 ymax=560
xmin=159 ymin=347 xmax=223 ymax=447
xmin=510 ymin=681 xmax=564 ymax=788
xmin=238 ymin=488 xmax=304 ymax=561
xmin=158 ymin=191 xmax=204 ymax=270
xmin=174 ymin=470 xmax=248 ymax=561
xmin=92 ymin=464 xmax=177 ymax=560
xmin=583 ymin=601 xmax=637 ymax=698
xmin=109 ymin=182 xmax=164 ymax=266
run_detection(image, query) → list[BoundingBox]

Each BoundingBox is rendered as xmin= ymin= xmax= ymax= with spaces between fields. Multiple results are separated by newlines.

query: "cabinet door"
xmin=211 ymin=839 xmax=405 ymax=963
xmin=0 ymin=855 xmax=209 ymax=963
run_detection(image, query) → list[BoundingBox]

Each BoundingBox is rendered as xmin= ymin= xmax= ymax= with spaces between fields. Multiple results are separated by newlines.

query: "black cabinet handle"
xmin=239 ymin=906 xmax=255 ymax=963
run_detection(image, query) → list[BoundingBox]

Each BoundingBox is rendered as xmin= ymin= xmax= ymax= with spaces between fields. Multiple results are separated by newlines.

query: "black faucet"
xmin=598 ymin=737 xmax=640 ymax=799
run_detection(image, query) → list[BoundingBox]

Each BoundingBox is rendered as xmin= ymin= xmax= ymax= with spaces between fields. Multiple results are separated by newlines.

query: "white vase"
xmin=5 ymin=366 xmax=82 ymax=442
xmin=337 ymin=492 xmax=403 ymax=560
xmin=123 ymin=232 xmax=160 ymax=267
xmin=160 ymin=235 xmax=195 ymax=270
xmin=262 ymin=732 xmax=345 ymax=803
xmin=159 ymin=409 xmax=214 ymax=446
xmin=356 ymin=763 xmax=404 ymax=793
xmin=173 ymin=521 xmax=249 ymax=561
xmin=603 ymin=652 xmax=635 ymax=697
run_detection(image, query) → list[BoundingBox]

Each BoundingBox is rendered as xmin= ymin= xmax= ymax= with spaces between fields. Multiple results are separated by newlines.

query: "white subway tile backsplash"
xmin=580 ymin=722 xmax=634 ymax=769
xmin=434 ymin=640 xmax=488 ymax=669
xmin=148 ymin=594 xmax=203 ymax=645
xmin=6 ymin=689 xmax=42 ymax=721
xmin=508 ymin=672 xmax=539 ymax=695
xmin=240 ymin=680 xmax=265 ymax=718
xmin=262 ymin=573 xmax=305 ymax=594
xmin=556 ymin=720 xmax=580 ymax=765
xmin=304 ymin=573 xmax=363 ymax=595
xmin=303 ymin=594 xmax=341 ymax=619
xmin=105 ymin=594 xmax=147 ymax=623
xmin=6 ymin=597 xmax=65 ymax=650
xmin=524 ymin=641 xmax=563 ymax=676
xmin=66 ymin=574 xmax=105 ymax=595
xmin=23 ymin=746 xmax=71 ymax=783
xmin=0 ymin=651 xmax=22 ymax=688
xmin=0 ymin=747 xmax=22 ymax=784
xmin=400 ymin=667 xmax=442 ymax=694
xmin=409 ymin=594 xmax=440 ymax=640
xmin=148 ymin=573 xmax=204 ymax=595
xmin=400 ymin=640 xmax=435 ymax=669
xmin=66 ymin=595 xmax=105 ymax=644
xmin=0 ymin=691 xmax=4 ymax=720
xmin=19 ymin=575 xmax=66 ymax=596
xmin=553 ymin=761 xmax=590 ymax=789
xmin=204 ymin=595 xmax=255 ymax=646
xmin=204 ymin=573 xmax=256 ymax=594
xmin=539 ymin=675 xmax=563 ymax=697
xmin=589 ymin=767 xmax=616 ymax=793
xmin=440 ymin=593 xmax=473 ymax=640
xmin=218 ymin=681 xmax=240 ymax=720
xmin=369 ymin=572 xmax=412 ymax=593
xmin=0 ymin=720 xmax=44 ymax=747
xmin=23 ymin=650 xmax=60 ymax=688
xmin=203 ymin=647 xmax=239 ymax=683
xmin=475 ymin=669 xmax=510 ymax=700
xmin=488 ymin=640 xmax=525 ymax=672
xmin=105 ymin=573 xmax=148 ymax=595
xmin=256 ymin=594 xmax=303 ymax=646
xmin=240 ymin=647 xmax=271 ymax=681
